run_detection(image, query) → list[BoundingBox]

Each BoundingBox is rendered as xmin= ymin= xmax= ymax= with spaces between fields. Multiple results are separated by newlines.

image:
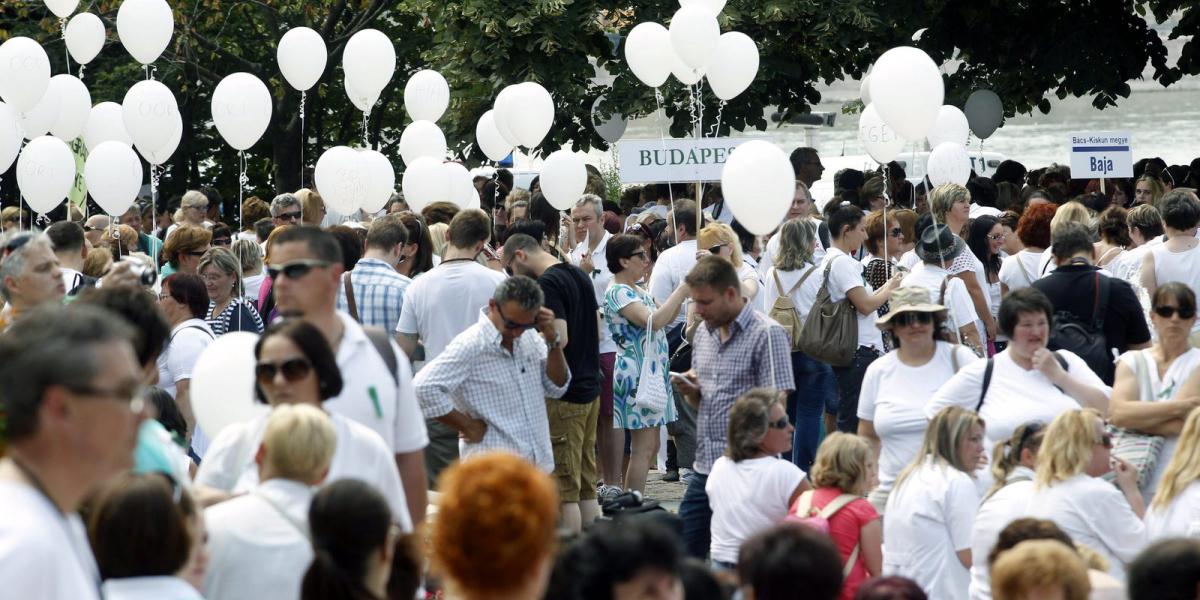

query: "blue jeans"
xmin=832 ymin=346 xmax=882 ymax=433
xmin=679 ymin=472 xmax=711 ymax=559
xmin=786 ymin=351 xmax=838 ymax=473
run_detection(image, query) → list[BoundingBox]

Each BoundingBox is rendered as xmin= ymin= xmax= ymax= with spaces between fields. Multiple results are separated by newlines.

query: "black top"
xmin=1031 ymin=263 xmax=1151 ymax=359
xmin=539 ymin=263 xmax=601 ymax=403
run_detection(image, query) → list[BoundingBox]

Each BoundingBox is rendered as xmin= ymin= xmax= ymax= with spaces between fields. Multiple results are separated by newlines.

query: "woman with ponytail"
xmin=968 ymin=421 xmax=1047 ymax=600
xmin=302 ymin=479 xmax=396 ymax=600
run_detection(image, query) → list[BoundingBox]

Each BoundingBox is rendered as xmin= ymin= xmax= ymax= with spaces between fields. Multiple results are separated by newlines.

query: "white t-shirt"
xmin=998 ymin=249 xmax=1042 ymax=293
xmin=156 ymin=319 xmax=215 ymax=398
xmin=0 ymin=482 xmax=100 ymax=600
xmin=899 ymin=250 xmax=920 ymax=271
xmin=1150 ymin=242 xmax=1200 ymax=334
xmin=569 ymin=232 xmax=618 ymax=354
xmin=883 ymin=458 xmax=978 ymax=600
xmin=101 ymin=577 xmax=202 ymax=600
xmin=969 ymin=468 xmax=1035 ymax=600
xmin=858 ymin=342 xmax=980 ymax=494
xmin=822 ymin=247 xmax=883 ymax=351
xmin=396 ymin=260 xmax=506 ymax=361
xmin=648 ymin=240 xmax=698 ymax=329
xmin=706 ymin=456 xmax=805 ymax=564
xmin=242 ymin=273 xmax=266 ymax=304
xmin=902 ymin=263 xmax=981 ymax=340
xmin=195 ymin=410 xmax=413 ymax=532
xmin=1117 ymin=348 xmax=1200 ymax=499
xmin=204 ymin=479 xmax=314 ymax=600
xmin=1027 ymin=474 xmax=1147 ymax=582
xmin=331 ymin=312 xmax=428 ymax=455
xmin=759 ymin=262 xmax=823 ymax=319
xmin=1110 ymin=237 xmax=1164 ymax=283
xmin=1145 ymin=481 xmax=1200 ymax=541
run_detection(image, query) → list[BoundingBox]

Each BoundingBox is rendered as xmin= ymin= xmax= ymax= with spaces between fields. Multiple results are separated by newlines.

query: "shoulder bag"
xmin=796 ymin=257 xmax=858 ymax=367
xmin=1104 ymin=350 xmax=1166 ymax=490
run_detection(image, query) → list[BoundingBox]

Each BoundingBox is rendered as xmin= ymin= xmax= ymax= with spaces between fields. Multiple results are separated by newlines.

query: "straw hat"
xmin=875 ymin=286 xmax=948 ymax=329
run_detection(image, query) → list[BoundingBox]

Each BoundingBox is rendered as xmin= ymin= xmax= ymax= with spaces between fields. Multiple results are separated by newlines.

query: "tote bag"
xmin=633 ymin=306 xmax=670 ymax=414
xmin=797 ymin=258 xmax=859 ymax=367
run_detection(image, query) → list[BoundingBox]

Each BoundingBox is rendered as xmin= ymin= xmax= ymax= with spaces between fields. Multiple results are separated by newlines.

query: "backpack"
xmin=1047 ymin=272 xmax=1112 ymax=383
xmin=769 ymin=266 xmax=818 ymax=352
xmin=797 ymin=257 xmax=859 ymax=367
xmin=788 ymin=491 xmax=861 ymax=577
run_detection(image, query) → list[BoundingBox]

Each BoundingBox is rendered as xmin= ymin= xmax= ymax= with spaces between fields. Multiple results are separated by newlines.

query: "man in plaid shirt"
xmin=673 ymin=256 xmax=795 ymax=559
xmin=336 ymin=216 xmax=411 ymax=331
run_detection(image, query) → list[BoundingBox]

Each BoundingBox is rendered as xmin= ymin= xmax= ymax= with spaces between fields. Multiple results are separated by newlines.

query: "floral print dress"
xmin=604 ymin=283 xmax=677 ymax=430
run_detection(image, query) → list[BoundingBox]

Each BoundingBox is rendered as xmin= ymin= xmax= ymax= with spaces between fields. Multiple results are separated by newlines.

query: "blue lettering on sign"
xmin=1090 ymin=157 xmax=1114 ymax=174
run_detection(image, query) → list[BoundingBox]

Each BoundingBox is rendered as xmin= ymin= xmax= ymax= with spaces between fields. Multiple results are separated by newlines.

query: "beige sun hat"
xmin=875 ymin=286 xmax=948 ymax=330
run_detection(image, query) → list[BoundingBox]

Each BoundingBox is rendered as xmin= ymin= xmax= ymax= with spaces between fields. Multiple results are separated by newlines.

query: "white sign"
xmin=1069 ymin=131 xmax=1133 ymax=178
xmin=618 ymin=137 xmax=752 ymax=183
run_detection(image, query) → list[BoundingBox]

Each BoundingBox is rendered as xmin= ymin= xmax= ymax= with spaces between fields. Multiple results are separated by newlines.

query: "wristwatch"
xmin=546 ymin=331 xmax=562 ymax=350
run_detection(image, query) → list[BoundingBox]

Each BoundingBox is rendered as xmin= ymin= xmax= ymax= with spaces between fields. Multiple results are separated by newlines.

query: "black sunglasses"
xmin=708 ymin=243 xmax=727 ymax=255
xmin=276 ymin=211 xmax=302 ymax=221
xmin=185 ymin=250 xmax=208 ymax=257
xmin=1096 ymin=431 xmax=1113 ymax=449
xmin=768 ymin=416 xmax=789 ymax=430
xmin=888 ymin=227 xmax=904 ymax=238
xmin=255 ymin=358 xmax=313 ymax=385
xmin=893 ymin=312 xmax=934 ymax=327
xmin=496 ymin=303 xmax=537 ymax=332
xmin=267 ymin=259 xmax=332 ymax=281
xmin=1154 ymin=305 xmax=1196 ymax=320
xmin=212 ymin=238 xmax=232 ymax=247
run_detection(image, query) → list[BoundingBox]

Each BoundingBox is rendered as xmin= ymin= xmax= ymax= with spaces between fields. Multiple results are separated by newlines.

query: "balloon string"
xmin=882 ymin=162 xmax=889 ymax=264
xmin=362 ymin=111 xmax=370 ymax=148
xmin=78 ymin=64 xmax=85 ymax=81
xmin=59 ymin=18 xmax=68 ymax=70
xmin=299 ymin=91 xmax=307 ymax=189
xmin=709 ymin=101 xmax=725 ymax=138
xmin=238 ymin=151 xmax=248 ymax=233
xmin=150 ymin=164 xmax=161 ymax=273
xmin=654 ymin=88 xmax=678 ymax=245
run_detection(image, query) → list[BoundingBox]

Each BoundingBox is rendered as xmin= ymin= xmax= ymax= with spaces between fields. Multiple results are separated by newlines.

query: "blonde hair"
xmin=428 ymin=222 xmax=450 ymax=258
xmin=698 ymin=222 xmax=744 ymax=266
xmin=294 ymin=189 xmax=325 ymax=226
xmin=991 ymin=540 xmax=1091 ymax=600
xmin=894 ymin=406 xmax=984 ymax=492
xmin=1035 ymin=409 xmax=1102 ymax=487
xmin=260 ymin=404 xmax=336 ymax=484
xmin=82 ymin=247 xmax=113 ymax=279
xmin=1050 ymin=201 xmax=1092 ymax=235
xmin=1151 ymin=407 xmax=1200 ymax=511
xmin=985 ymin=421 xmax=1046 ymax=500
xmin=811 ymin=433 xmax=872 ymax=494
xmin=930 ymin=183 xmax=970 ymax=225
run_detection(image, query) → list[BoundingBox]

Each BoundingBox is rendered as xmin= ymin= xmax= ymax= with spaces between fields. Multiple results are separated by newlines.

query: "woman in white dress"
xmin=1110 ymin=282 xmax=1200 ymax=500
xmin=883 ymin=406 xmax=985 ymax=600
xmin=1027 ymin=409 xmax=1146 ymax=582
xmin=1145 ymin=408 xmax=1200 ymax=540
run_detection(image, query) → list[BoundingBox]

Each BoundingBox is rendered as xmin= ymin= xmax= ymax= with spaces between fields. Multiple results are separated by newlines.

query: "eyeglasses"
xmin=768 ymin=416 xmax=789 ymax=429
xmin=988 ymin=233 xmax=1006 ymax=241
xmin=188 ymin=204 xmax=209 ymax=211
xmin=201 ymin=272 xmax=231 ymax=283
xmin=496 ymin=304 xmax=537 ymax=332
xmin=255 ymin=358 xmax=314 ymax=385
xmin=625 ymin=251 xmax=647 ymax=260
xmin=892 ymin=312 xmax=934 ymax=327
xmin=888 ymin=227 xmax=904 ymax=238
xmin=157 ymin=292 xmax=172 ymax=302
xmin=212 ymin=237 xmax=232 ymax=247
xmin=185 ymin=250 xmax=208 ymax=257
xmin=267 ymin=259 xmax=332 ymax=281
xmin=1096 ymin=431 xmax=1113 ymax=449
xmin=708 ymin=243 xmax=727 ymax=255
xmin=65 ymin=383 xmax=146 ymax=413
xmin=276 ymin=211 xmax=302 ymax=221
xmin=1154 ymin=305 xmax=1196 ymax=320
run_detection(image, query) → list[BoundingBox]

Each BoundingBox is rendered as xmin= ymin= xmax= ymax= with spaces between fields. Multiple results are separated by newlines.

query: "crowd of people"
xmin=0 ymin=150 xmax=1199 ymax=600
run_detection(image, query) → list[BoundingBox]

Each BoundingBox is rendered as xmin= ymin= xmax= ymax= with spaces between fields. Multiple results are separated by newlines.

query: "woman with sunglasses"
xmin=194 ymin=320 xmax=411 ymax=530
xmin=857 ymin=287 xmax=982 ymax=514
xmin=698 ymin=222 xmax=759 ymax=303
xmin=602 ymin=233 xmax=691 ymax=493
xmin=1027 ymin=408 xmax=1146 ymax=582
xmin=165 ymin=190 xmax=211 ymax=242
xmin=161 ymin=226 xmax=213 ymax=278
xmin=707 ymin=389 xmax=809 ymax=571
xmin=968 ymin=421 xmax=1046 ymax=600
xmin=1109 ymin=282 xmax=1200 ymax=500
xmin=862 ymin=210 xmax=908 ymax=329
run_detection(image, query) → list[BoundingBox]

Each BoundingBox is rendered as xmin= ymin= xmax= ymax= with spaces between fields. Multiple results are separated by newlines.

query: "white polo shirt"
xmin=648 ymin=239 xmax=697 ymax=328
xmin=329 ymin=311 xmax=427 ymax=455
xmin=396 ymin=260 xmax=506 ymax=362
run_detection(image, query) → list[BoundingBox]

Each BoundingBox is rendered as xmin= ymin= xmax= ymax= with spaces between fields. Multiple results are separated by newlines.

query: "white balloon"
xmin=671 ymin=51 xmax=705 ymax=86
xmin=84 ymin=102 xmax=133 ymax=152
xmin=706 ymin=32 xmax=758 ymax=101
xmin=404 ymin=69 xmax=450 ymax=123
xmin=64 ymin=13 xmax=105 ymax=65
xmin=137 ymin=109 xmax=181 ymax=165
xmin=85 ymin=141 xmax=143 ymax=216
xmin=927 ymin=142 xmax=971 ymax=186
xmin=679 ymin=0 xmax=726 ymax=13
xmin=211 ymin=73 xmax=272 ymax=151
xmin=117 ymin=0 xmax=174 ymax=65
xmin=277 ymin=27 xmax=327 ymax=92
xmin=858 ymin=103 xmax=906 ymax=165
xmin=926 ymin=105 xmax=970 ymax=148
xmin=442 ymin=162 xmax=475 ymax=209
xmin=122 ymin=79 xmax=178 ymax=153
xmin=506 ymin=82 xmax=554 ymax=148
xmin=0 ymin=37 xmax=51 ymax=113
xmin=191 ymin=333 xmax=268 ymax=441
xmin=668 ymin=6 xmax=720 ymax=70
xmin=49 ymin=75 xmax=90 ymax=142
xmin=540 ymin=150 xmax=587 ymax=211
xmin=869 ymin=46 xmax=944 ymax=142
xmin=399 ymin=120 xmax=447 ymax=166
xmin=721 ymin=140 xmax=796 ymax=235
xmin=401 ymin=156 xmax=449 ymax=213
xmin=44 ymin=0 xmax=78 ymax=18
xmin=492 ymin=86 xmax=523 ymax=147
xmin=475 ymin=110 xmax=513 ymax=163
xmin=624 ymin=23 xmax=673 ymax=88
xmin=16 ymin=136 xmax=75 ymax=214
xmin=343 ymin=29 xmax=395 ymax=112
xmin=361 ymin=150 xmax=395 ymax=213
xmin=18 ymin=85 xmax=61 ymax=140
xmin=0 ymin=103 xmax=23 ymax=174
xmin=859 ymin=74 xmax=871 ymax=104
xmin=314 ymin=146 xmax=363 ymax=214
xmin=344 ymin=73 xmax=376 ymax=112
